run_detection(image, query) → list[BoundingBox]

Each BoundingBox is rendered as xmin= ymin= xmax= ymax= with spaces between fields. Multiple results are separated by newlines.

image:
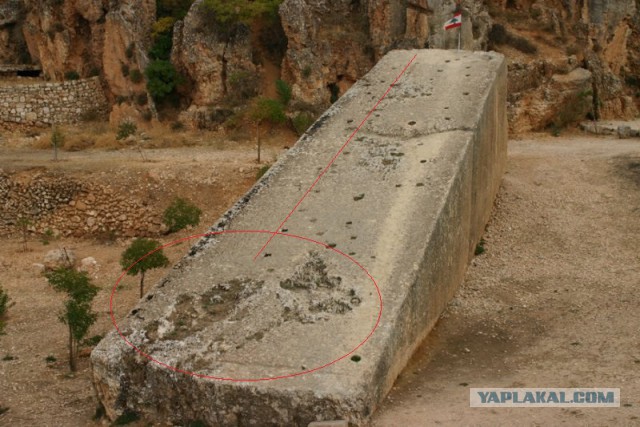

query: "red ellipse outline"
xmin=110 ymin=229 xmax=383 ymax=382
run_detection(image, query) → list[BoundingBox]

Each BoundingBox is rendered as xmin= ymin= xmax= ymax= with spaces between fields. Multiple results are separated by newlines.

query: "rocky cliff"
xmin=0 ymin=0 xmax=155 ymax=103
xmin=1 ymin=0 xmax=638 ymax=132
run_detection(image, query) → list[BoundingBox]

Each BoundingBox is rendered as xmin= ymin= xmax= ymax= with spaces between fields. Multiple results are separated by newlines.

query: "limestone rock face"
xmin=171 ymin=0 xmax=258 ymax=112
xmin=501 ymin=0 xmax=638 ymax=132
xmin=16 ymin=0 xmax=154 ymax=100
xmin=0 ymin=0 xmax=28 ymax=63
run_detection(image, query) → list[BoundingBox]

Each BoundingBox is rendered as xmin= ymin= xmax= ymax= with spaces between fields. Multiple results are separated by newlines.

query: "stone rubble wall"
xmin=0 ymin=77 xmax=108 ymax=127
xmin=0 ymin=170 xmax=164 ymax=238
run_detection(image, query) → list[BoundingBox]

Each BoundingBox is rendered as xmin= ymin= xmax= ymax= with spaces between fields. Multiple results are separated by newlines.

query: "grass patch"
xmin=474 ymin=238 xmax=486 ymax=256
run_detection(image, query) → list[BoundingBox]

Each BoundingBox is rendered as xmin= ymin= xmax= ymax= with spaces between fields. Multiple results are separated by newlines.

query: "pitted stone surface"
xmin=92 ymin=49 xmax=507 ymax=425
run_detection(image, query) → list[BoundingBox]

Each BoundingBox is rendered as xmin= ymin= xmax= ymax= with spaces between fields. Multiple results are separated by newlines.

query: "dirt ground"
xmin=372 ymin=135 xmax=640 ymax=426
xmin=0 ymin=132 xmax=639 ymax=426
xmin=0 ymin=130 xmax=294 ymax=426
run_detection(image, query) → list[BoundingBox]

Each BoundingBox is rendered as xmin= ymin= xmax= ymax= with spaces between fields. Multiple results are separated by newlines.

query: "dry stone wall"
xmin=0 ymin=170 xmax=164 ymax=238
xmin=0 ymin=77 xmax=108 ymax=127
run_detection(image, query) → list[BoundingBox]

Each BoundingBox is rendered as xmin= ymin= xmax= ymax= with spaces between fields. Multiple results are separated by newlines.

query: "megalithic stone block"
xmin=91 ymin=49 xmax=507 ymax=426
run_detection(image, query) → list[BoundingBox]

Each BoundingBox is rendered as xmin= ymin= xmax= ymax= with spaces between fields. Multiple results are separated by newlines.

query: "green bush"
xmin=145 ymin=60 xmax=181 ymax=102
xmin=275 ymin=79 xmax=292 ymax=106
xmin=0 ymin=286 xmax=9 ymax=334
xmin=130 ymin=69 xmax=143 ymax=84
xmin=256 ymin=164 xmax=270 ymax=180
xmin=157 ymin=0 xmax=194 ymax=19
xmin=291 ymin=111 xmax=315 ymax=136
xmin=163 ymin=198 xmax=202 ymax=233
xmin=116 ymin=120 xmax=137 ymax=140
xmin=302 ymin=66 xmax=312 ymax=79
xmin=135 ymin=92 xmax=148 ymax=106
xmin=125 ymin=43 xmax=135 ymax=59
xmin=64 ymin=71 xmax=80 ymax=81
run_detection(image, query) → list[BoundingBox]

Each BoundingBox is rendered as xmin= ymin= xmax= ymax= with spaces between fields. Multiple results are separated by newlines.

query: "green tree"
xmin=275 ymin=79 xmax=292 ymax=106
xmin=51 ymin=126 xmax=64 ymax=161
xmin=45 ymin=268 xmax=99 ymax=372
xmin=249 ymin=98 xmax=286 ymax=163
xmin=162 ymin=198 xmax=202 ymax=233
xmin=16 ymin=217 xmax=32 ymax=252
xmin=145 ymin=60 xmax=181 ymax=102
xmin=120 ymin=238 xmax=169 ymax=299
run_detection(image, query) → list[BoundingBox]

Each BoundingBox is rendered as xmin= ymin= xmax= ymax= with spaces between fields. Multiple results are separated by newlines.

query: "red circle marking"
xmin=110 ymin=229 xmax=383 ymax=382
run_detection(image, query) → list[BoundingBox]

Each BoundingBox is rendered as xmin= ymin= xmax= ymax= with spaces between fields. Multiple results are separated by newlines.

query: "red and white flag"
xmin=443 ymin=13 xmax=462 ymax=30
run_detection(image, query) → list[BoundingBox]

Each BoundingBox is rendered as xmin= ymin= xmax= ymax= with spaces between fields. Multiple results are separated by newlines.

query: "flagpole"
xmin=457 ymin=27 xmax=461 ymax=51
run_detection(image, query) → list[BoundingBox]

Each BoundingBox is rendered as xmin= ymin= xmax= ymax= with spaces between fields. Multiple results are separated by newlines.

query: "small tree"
xmin=45 ymin=268 xmax=99 ymax=372
xmin=51 ymin=126 xmax=64 ymax=161
xmin=16 ymin=217 xmax=32 ymax=252
xmin=120 ymin=238 xmax=169 ymax=298
xmin=162 ymin=198 xmax=202 ymax=233
xmin=249 ymin=98 xmax=286 ymax=163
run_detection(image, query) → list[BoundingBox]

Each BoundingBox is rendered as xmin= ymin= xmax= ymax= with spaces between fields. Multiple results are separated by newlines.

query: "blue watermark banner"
xmin=470 ymin=388 xmax=620 ymax=407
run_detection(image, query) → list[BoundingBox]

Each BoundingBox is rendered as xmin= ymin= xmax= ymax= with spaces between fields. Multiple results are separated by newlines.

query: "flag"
xmin=443 ymin=13 xmax=462 ymax=30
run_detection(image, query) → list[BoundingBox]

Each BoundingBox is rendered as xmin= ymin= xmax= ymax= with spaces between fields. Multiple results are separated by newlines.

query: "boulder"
xmin=43 ymin=249 xmax=76 ymax=270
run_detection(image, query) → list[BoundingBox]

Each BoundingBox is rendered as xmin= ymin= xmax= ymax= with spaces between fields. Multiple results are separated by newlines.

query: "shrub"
xmin=130 ymin=69 xmax=143 ymax=84
xmin=135 ymin=92 xmax=148 ymax=106
xmin=275 ymin=79 xmax=292 ymax=106
xmin=474 ymin=238 xmax=486 ymax=256
xmin=121 ymin=238 xmax=170 ymax=298
xmin=142 ymin=110 xmax=153 ymax=122
xmin=64 ymin=71 xmax=80 ymax=81
xmin=145 ymin=60 xmax=181 ymax=101
xmin=508 ymin=35 xmax=537 ymax=54
xmin=200 ymin=0 xmax=282 ymax=28
xmin=116 ymin=120 xmax=137 ymax=140
xmin=302 ymin=66 xmax=312 ymax=79
xmin=157 ymin=0 xmax=193 ymax=19
xmin=171 ymin=121 xmax=185 ymax=131
xmin=125 ymin=43 xmax=135 ymax=59
xmin=163 ymin=198 xmax=202 ymax=233
xmin=80 ymin=108 xmax=103 ymax=122
xmin=116 ymin=95 xmax=128 ymax=105
xmin=291 ymin=111 xmax=315 ymax=136
xmin=121 ymin=63 xmax=130 ymax=77
xmin=51 ymin=126 xmax=64 ymax=161
xmin=88 ymin=66 xmax=100 ymax=77
xmin=256 ymin=164 xmax=270 ymax=180
xmin=0 ymin=286 xmax=9 ymax=334
xmin=488 ymin=24 xmax=508 ymax=46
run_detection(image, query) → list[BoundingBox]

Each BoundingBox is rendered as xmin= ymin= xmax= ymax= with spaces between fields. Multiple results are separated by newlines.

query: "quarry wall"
xmin=91 ymin=49 xmax=507 ymax=426
xmin=0 ymin=76 xmax=108 ymax=127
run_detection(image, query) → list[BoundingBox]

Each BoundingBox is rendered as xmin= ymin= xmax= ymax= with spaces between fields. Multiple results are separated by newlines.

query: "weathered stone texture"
xmin=0 ymin=77 xmax=108 ymax=126
xmin=92 ymin=49 xmax=507 ymax=425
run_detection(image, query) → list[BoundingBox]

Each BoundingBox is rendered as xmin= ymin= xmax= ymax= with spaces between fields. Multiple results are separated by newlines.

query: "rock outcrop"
xmin=5 ymin=0 xmax=154 ymax=103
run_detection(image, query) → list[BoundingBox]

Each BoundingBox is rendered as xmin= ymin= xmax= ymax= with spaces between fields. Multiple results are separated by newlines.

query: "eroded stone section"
xmin=279 ymin=251 xmax=361 ymax=323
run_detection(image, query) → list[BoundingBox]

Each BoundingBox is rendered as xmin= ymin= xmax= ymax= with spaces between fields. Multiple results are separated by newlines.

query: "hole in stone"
xmin=316 ymin=231 xmax=324 ymax=236
xmin=466 ymin=66 xmax=471 ymax=69
xmin=445 ymin=117 xmax=451 ymax=120
xmin=426 ymin=93 xmax=432 ymax=96
xmin=347 ymin=119 xmax=353 ymax=123
xmin=346 ymin=221 xmax=352 ymax=225
xmin=281 ymin=228 xmax=288 ymax=232
xmin=371 ymin=255 xmax=376 ymax=259
xmin=445 ymin=59 xmax=450 ymax=63
xmin=351 ymin=236 xmax=357 ymax=240
xmin=267 ymin=268 xmax=274 ymax=272
xmin=465 ymin=74 xmax=470 ymax=77
xmin=420 ymin=160 xmax=427 ymax=163
xmin=146 ymin=295 xmax=154 ymax=301
xmin=310 ymin=218 xmax=317 ymax=223
xmin=395 ymin=184 xmax=402 ymax=187
xmin=351 ymin=355 xmax=362 ymax=362
xmin=408 ymin=121 xmax=416 ymax=126
xmin=437 ymin=69 xmax=443 ymax=72
xmin=349 ymin=252 xmax=356 ymax=256
xmin=416 ymin=182 xmax=425 ymax=187
xmin=444 ymin=106 xmax=449 ymax=109
xmin=343 ymin=151 xmax=350 ymax=155
xmin=327 ymin=242 xmax=337 ymax=248
xmin=463 ymin=92 xmax=469 ymax=95
xmin=375 ymin=114 xmax=380 ymax=117
xmin=353 ymin=193 xmax=365 ymax=201
xmin=264 ymin=253 xmax=272 ymax=257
